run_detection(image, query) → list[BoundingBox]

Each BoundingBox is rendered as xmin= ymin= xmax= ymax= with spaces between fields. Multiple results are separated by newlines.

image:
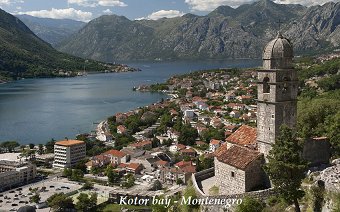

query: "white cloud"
xmin=274 ymin=0 xmax=340 ymax=6
xmin=17 ymin=8 xmax=93 ymax=22
xmin=102 ymin=8 xmax=112 ymax=14
xmin=98 ymin=0 xmax=127 ymax=7
xmin=185 ymin=0 xmax=340 ymax=11
xmin=0 ymin=0 xmax=23 ymax=6
xmin=0 ymin=0 xmax=10 ymax=5
xmin=137 ymin=10 xmax=185 ymax=20
xmin=68 ymin=0 xmax=127 ymax=7
xmin=185 ymin=0 xmax=255 ymax=11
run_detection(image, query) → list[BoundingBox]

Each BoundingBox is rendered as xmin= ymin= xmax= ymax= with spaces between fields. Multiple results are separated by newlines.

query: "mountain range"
xmin=16 ymin=15 xmax=85 ymax=46
xmin=0 ymin=9 xmax=117 ymax=81
xmin=55 ymin=0 xmax=340 ymax=61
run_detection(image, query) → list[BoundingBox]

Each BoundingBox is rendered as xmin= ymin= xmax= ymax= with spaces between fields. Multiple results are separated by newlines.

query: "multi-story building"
xmin=53 ymin=140 xmax=86 ymax=168
xmin=0 ymin=160 xmax=37 ymax=191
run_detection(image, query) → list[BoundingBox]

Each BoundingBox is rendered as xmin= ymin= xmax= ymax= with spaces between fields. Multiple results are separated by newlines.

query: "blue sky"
xmin=0 ymin=0 xmax=338 ymax=22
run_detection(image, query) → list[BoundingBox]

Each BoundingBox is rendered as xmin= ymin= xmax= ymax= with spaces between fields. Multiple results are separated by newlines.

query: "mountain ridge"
xmin=16 ymin=14 xmax=85 ymax=46
xmin=0 ymin=9 xmax=122 ymax=81
xmin=56 ymin=0 xmax=340 ymax=61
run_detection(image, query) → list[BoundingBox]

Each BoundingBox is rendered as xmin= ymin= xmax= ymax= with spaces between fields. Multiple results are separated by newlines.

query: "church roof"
xmin=215 ymin=145 xmax=263 ymax=170
xmin=263 ymin=32 xmax=293 ymax=60
xmin=226 ymin=125 xmax=257 ymax=146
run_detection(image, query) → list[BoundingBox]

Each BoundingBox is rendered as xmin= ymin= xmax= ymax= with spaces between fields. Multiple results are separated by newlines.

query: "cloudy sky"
xmin=0 ymin=0 xmax=338 ymax=22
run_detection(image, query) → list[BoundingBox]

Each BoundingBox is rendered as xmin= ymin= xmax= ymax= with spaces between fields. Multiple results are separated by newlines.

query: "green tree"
xmin=75 ymin=193 xmax=97 ymax=212
xmin=178 ymin=124 xmax=198 ymax=146
xmin=81 ymin=181 xmax=94 ymax=190
xmin=29 ymin=143 xmax=35 ymax=149
xmin=63 ymin=168 xmax=72 ymax=178
xmin=151 ymin=180 xmax=163 ymax=191
xmin=29 ymin=193 xmax=41 ymax=204
xmin=47 ymin=193 xmax=74 ymax=212
xmin=122 ymin=173 xmax=135 ymax=188
xmin=235 ymin=197 xmax=265 ymax=212
xmin=325 ymin=111 xmax=340 ymax=157
xmin=71 ymin=169 xmax=84 ymax=181
xmin=0 ymin=141 xmax=19 ymax=152
xmin=38 ymin=144 xmax=44 ymax=155
xmin=45 ymin=139 xmax=56 ymax=153
xmin=106 ymin=166 xmax=120 ymax=184
xmin=264 ymin=125 xmax=308 ymax=212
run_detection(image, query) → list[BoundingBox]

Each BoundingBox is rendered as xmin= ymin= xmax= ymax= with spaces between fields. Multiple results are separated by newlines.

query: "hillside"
xmin=0 ymin=9 xmax=122 ymax=81
xmin=16 ymin=14 xmax=85 ymax=46
xmin=56 ymin=0 xmax=340 ymax=61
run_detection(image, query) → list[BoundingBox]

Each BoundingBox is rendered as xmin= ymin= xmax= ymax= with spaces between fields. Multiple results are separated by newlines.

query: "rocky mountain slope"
xmin=17 ymin=14 xmax=85 ymax=46
xmin=56 ymin=0 xmax=340 ymax=61
xmin=0 ymin=9 xmax=118 ymax=80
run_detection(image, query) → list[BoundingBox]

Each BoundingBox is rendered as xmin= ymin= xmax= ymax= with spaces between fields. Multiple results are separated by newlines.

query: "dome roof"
xmin=263 ymin=32 xmax=293 ymax=59
xmin=262 ymin=32 xmax=294 ymax=69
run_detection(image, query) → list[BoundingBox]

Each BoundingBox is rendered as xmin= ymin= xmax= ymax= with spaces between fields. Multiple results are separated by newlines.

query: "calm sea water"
xmin=0 ymin=60 xmax=261 ymax=144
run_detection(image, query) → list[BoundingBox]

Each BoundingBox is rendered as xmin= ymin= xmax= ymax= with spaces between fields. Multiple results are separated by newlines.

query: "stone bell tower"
xmin=257 ymin=32 xmax=298 ymax=157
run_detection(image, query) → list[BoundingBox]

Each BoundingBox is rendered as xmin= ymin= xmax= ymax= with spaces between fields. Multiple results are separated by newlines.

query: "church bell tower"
xmin=257 ymin=32 xmax=298 ymax=157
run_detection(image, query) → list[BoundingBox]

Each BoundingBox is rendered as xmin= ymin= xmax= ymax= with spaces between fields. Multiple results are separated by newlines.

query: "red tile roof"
xmin=226 ymin=125 xmax=257 ymax=146
xmin=105 ymin=149 xmax=126 ymax=158
xmin=175 ymin=161 xmax=192 ymax=168
xmin=210 ymin=139 xmax=221 ymax=145
xmin=118 ymin=163 xmax=128 ymax=168
xmin=180 ymin=165 xmax=196 ymax=173
xmin=176 ymin=144 xmax=186 ymax=150
xmin=215 ymin=145 xmax=263 ymax=170
xmin=156 ymin=160 xmax=168 ymax=166
xmin=127 ymin=163 xmax=142 ymax=170
xmin=181 ymin=148 xmax=196 ymax=153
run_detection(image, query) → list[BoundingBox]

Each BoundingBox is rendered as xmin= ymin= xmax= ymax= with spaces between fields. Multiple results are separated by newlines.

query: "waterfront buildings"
xmin=53 ymin=140 xmax=86 ymax=168
xmin=0 ymin=160 xmax=36 ymax=191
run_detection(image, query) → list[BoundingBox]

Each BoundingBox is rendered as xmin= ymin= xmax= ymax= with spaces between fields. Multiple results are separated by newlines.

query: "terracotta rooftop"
xmin=156 ymin=160 xmax=168 ymax=166
xmin=226 ymin=125 xmax=257 ymax=146
xmin=176 ymin=144 xmax=186 ymax=150
xmin=181 ymin=148 xmax=196 ymax=153
xmin=127 ymin=163 xmax=142 ymax=170
xmin=216 ymin=145 xmax=263 ymax=170
xmin=175 ymin=160 xmax=192 ymax=168
xmin=105 ymin=149 xmax=126 ymax=158
xmin=55 ymin=140 xmax=84 ymax=147
xmin=180 ymin=165 xmax=196 ymax=173
xmin=210 ymin=139 xmax=221 ymax=145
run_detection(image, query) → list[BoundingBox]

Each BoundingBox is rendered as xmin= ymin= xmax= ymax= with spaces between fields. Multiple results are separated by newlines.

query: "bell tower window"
xmin=283 ymin=77 xmax=290 ymax=92
xmin=263 ymin=77 xmax=270 ymax=93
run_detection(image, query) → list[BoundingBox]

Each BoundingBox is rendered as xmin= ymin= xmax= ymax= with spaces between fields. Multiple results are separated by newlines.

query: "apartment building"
xmin=0 ymin=160 xmax=36 ymax=191
xmin=53 ymin=140 xmax=86 ymax=168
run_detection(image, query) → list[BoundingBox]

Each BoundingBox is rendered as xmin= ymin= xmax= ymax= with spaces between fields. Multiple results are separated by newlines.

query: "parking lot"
xmin=0 ymin=178 xmax=82 ymax=212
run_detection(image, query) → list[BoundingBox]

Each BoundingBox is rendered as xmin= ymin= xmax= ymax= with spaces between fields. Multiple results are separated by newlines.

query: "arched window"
xmin=263 ymin=77 xmax=270 ymax=93
xmin=283 ymin=77 xmax=290 ymax=91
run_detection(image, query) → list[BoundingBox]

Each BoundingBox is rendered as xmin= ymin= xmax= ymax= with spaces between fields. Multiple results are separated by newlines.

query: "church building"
xmin=214 ymin=32 xmax=297 ymax=195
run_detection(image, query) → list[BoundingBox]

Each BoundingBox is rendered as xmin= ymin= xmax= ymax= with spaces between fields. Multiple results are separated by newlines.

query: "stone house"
xmin=214 ymin=145 xmax=266 ymax=195
xmin=180 ymin=148 xmax=197 ymax=157
xmin=155 ymin=164 xmax=196 ymax=185
xmin=104 ymin=150 xmax=129 ymax=165
xmin=128 ymin=140 xmax=152 ymax=150
xmin=118 ymin=163 xmax=144 ymax=175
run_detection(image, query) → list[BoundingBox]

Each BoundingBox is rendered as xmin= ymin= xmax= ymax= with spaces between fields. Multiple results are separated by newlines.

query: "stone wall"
xmin=215 ymin=158 xmax=246 ymax=195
